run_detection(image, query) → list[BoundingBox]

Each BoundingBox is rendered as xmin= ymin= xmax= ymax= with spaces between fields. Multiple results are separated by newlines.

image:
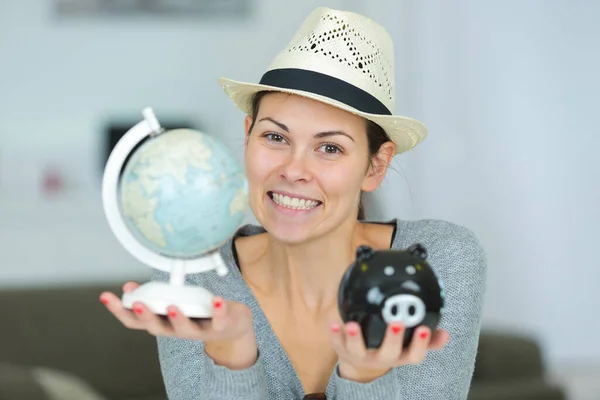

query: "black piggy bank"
xmin=338 ymin=244 xmax=444 ymax=349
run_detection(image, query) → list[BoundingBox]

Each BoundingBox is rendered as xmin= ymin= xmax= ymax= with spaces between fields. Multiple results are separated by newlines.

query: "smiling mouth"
xmin=267 ymin=191 xmax=322 ymax=210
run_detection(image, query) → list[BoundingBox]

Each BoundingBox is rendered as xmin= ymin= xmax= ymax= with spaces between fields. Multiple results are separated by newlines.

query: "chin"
xmin=263 ymin=223 xmax=315 ymax=245
xmin=258 ymin=214 xmax=321 ymax=245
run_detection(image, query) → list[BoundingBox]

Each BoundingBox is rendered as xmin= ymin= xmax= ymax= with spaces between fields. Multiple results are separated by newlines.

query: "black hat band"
xmin=259 ymin=68 xmax=392 ymax=116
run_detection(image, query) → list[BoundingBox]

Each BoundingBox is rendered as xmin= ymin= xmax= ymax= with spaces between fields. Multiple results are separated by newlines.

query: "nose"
xmin=381 ymin=294 xmax=426 ymax=328
xmin=279 ymin=152 xmax=313 ymax=183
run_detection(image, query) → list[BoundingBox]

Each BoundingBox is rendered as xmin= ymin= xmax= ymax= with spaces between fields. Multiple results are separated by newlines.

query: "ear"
xmin=407 ymin=243 xmax=427 ymax=260
xmin=356 ymin=245 xmax=375 ymax=262
xmin=244 ymin=115 xmax=253 ymax=147
xmin=361 ymin=141 xmax=395 ymax=192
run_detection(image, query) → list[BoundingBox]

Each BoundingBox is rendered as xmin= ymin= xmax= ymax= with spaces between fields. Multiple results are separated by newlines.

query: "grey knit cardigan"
xmin=153 ymin=219 xmax=487 ymax=399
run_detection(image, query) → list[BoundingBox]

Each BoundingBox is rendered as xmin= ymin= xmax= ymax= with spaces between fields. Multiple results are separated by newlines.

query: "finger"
xmin=99 ymin=291 xmax=143 ymax=330
xmin=428 ymin=329 xmax=450 ymax=350
xmin=209 ymin=296 xmax=227 ymax=332
xmin=132 ymin=301 xmax=173 ymax=336
xmin=165 ymin=305 xmax=205 ymax=338
xmin=329 ymin=322 xmax=347 ymax=358
xmin=122 ymin=281 xmax=140 ymax=293
xmin=377 ymin=322 xmax=405 ymax=363
xmin=344 ymin=322 xmax=366 ymax=359
xmin=403 ymin=326 xmax=431 ymax=364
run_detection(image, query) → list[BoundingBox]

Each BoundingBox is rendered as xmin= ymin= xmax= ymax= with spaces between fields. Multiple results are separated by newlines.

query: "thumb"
xmin=122 ymin=281 xmax=140 ymax=293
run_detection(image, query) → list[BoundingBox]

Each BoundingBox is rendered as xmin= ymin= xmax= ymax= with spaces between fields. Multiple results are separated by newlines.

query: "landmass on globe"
xmin=118 ymin=128 xmax=249 ymax=259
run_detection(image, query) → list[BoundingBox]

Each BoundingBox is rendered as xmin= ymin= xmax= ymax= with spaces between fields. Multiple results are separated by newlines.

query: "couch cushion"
xmin=468 ymin=379 xmax=567 ymax=400
xmin=34 ymin=367 xmax=107 ymax=400
xmin=473 ymin=332 xmax=545 ymax=381
xmin=0 ymin=363 xmax=107 ymax=400
xmin=0 ymin=284 xmax=166 ymax=400
xmin=0 ymin=363 xmax=49 ymax=400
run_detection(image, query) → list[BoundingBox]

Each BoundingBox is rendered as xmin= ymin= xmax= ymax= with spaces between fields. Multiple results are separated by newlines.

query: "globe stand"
xmin=102 ymin=107 xmax=235 ymax=320
xmin=121 ymin=252 xmax=228 ymax=318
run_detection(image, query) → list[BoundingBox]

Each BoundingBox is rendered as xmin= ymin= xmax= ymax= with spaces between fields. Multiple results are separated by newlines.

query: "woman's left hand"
xmin=329 ymin=321 xmax=450 ymax=382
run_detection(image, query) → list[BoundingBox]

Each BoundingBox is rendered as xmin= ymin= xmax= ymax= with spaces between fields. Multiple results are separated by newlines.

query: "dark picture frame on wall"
xmin=54 ymin=0 xmax=253 ymax=19
xmin=101 ymin=118 xmax=198 ymax=175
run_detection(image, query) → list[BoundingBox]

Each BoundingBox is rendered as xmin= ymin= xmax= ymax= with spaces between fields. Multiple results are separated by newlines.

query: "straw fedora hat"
xmin=219 ymin=7 xmax=427 ymax=155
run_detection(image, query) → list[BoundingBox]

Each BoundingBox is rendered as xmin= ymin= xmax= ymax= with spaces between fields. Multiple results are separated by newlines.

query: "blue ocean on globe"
xmin=118 ymin=128 xmax=249 ymax=259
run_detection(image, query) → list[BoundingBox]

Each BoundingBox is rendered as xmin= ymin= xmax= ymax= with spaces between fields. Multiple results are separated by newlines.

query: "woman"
xmin=101 ymin=7 xmax=486 ymax=400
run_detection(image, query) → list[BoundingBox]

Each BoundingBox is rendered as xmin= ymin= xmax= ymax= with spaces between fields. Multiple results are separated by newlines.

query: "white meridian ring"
xmin=101 ymin=109 xmax=228 ymax=275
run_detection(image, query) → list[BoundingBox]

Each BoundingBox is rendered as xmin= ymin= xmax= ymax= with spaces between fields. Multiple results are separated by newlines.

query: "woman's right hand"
xmin=99 ymin=281 xmax=255 ymax=346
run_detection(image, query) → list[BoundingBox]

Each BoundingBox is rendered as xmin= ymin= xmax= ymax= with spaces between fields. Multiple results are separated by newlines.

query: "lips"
xmin=267 ymin=191 xmax=322 ymax=210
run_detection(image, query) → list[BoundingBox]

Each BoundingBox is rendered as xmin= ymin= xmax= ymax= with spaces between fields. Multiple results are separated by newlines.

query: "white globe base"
xmin=122 ymin=281 xmax=215 ymax=318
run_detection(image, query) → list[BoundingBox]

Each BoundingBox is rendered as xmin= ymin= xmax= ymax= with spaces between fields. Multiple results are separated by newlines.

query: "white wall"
xmin=1 ymin=0 xmax=598 ymax=366
xmin=0 ymin=0 xmax=348 ymax=287
xmin=363 ymin=0 xmax=600 ymax=365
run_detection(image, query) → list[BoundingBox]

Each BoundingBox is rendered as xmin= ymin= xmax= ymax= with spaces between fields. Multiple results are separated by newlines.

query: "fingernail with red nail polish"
xmin=100 ymin=297 xmax=109 ymax=305
xmin=331 ymin=324 xmax=341 ymax=333
xmin=391 ymin=324 xmax=402 ymax=334
xmin=168 ymin=310 xmax=177 ymax=318
xmin=133 ymin=306 xmax=143 ymax=314
xmin=213 ymin=299 xmax=222 ymax=309
xmin=420 ymin=331 xmax=429 ymax=339
xmin=348 ymin=328 xmax=358 ymax=336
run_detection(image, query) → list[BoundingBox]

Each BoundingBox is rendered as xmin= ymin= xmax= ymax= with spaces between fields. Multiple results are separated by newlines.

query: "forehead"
xmin=258 ymin=93 xmax=366 ymax=132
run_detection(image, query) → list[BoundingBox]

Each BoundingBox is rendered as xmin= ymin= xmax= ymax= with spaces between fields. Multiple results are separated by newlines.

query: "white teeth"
xmin=272 ymin=193 xmax=319 ymax=210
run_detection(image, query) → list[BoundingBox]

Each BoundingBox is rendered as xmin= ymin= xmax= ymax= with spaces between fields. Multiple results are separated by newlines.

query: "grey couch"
xmin=469 ymin=332 xmax=567 ymax=400
xmin=0 ymin=283 xmax=566 ymax=400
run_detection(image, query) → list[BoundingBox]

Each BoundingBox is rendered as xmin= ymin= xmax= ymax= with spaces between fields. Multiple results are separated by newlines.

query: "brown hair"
xmin=247 ymin=91 xmax=391 ymax=220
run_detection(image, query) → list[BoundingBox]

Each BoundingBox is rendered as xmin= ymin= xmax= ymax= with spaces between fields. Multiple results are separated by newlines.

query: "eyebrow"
xmin=258 ymin=117 xmax=355 ymax=142
xmin=260 ymin=117 xmax=289 ymax=132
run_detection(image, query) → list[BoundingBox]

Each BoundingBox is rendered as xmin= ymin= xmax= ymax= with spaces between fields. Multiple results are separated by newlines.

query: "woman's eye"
xmin=319 ymin=143 xmax=343 ymax=154
xmin=265 ymin=133 xmax=286 ymax=143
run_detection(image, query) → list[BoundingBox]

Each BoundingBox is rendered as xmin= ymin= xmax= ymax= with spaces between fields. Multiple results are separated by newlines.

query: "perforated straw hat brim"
xmin=219 ymin=7 xmax=428 ymax=156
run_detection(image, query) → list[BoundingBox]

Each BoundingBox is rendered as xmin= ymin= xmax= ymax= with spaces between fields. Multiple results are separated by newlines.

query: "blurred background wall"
xmin=0 ymin=0 xmax=598 ymax=384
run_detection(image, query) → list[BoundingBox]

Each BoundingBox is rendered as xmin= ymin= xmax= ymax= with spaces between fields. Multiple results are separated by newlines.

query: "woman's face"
xmin=244 ymin=93 xmax=390 ymax=244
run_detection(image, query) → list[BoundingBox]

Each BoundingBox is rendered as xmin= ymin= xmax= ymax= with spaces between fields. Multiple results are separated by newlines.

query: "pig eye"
xmin=405 ymin=265 xmax=416 ymax=275
xmin=383 ymin=266 xmax=394 ymax=276
xmin=366 ymin=286 xmax=385 ymax=304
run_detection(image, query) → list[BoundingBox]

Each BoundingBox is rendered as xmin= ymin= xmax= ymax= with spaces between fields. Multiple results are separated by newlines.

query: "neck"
xmin=264 ymin=218 xmax=370 ymax=314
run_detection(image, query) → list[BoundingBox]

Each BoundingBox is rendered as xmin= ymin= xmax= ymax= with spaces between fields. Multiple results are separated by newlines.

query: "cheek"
xmin=318 ymin=162 xmax=365 ymax=198
xmin=244 ymin=141 xmax=280 ymax=188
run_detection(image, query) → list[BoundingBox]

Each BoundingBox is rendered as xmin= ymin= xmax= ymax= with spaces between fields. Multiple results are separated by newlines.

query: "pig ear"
xmin=356 ymin=245 xmax=375 ymax=262
xmin=407 ymin=243 xmax=427 ymax=260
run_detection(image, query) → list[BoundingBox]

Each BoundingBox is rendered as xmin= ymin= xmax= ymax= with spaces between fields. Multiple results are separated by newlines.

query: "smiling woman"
xmin=242 ymin=92 xmax=394 ymax=245
xmin=101 ymin=6 xmax=487 ymax=400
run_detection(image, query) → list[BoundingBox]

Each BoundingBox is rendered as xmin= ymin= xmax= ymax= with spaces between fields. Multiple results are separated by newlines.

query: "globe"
xmin=118 ymin=128 xmax=249 ymax=259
